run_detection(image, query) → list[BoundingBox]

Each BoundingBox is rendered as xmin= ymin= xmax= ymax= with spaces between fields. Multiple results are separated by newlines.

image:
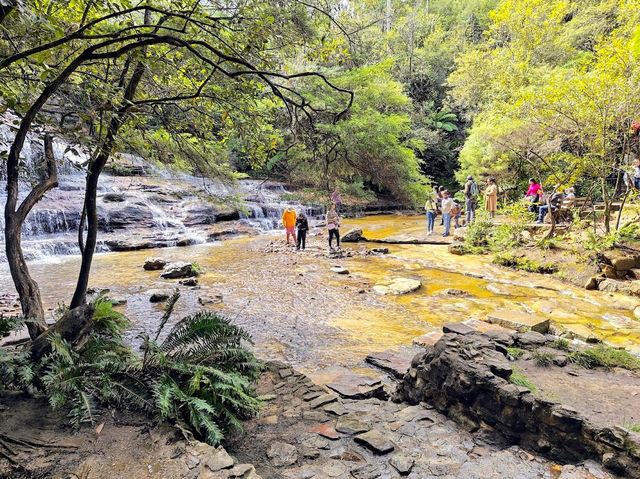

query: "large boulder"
xmin=599 ymin=279 xmax=640 ymax=297
xmin=105 ymin=239 xmax=153 ymax=251
xmin=341 ymin=228 xmax=363 ymax=243
xmin=161 ymin=262 xmax=195 ymax=279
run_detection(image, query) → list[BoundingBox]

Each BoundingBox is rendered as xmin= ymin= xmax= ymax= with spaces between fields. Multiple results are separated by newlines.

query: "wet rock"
xmin=389 ymin=454 xmax=414 ymax=475
xmin=441 ymin=288 xmax=470 ymax=296
xmin=371 ymin=247 xmax=389 ymax=254
xmin=143 ymin=257 xmax=166 ymax=270
xmin=102 ymin=192 xmax=126 ymax=202
xmin=335 ymin=416 xmax=369 ymax=435
xmin=266 ymin=442 xmax=298 ymax=467
xmin=310 ymin=423 xmax=340 ymax=440
xmin=354 ymin=429 xmax=394 ymax=454
xmin=486 ymin=310 xmax=550 ymax=333
xmin=106 ymin=238 xmax=153 ymax=251
xmin=308 ymin=394 xmax=338 ymax=409
xmin=179 ymin=278 xmax=198 ymax=286
xmin=161 ymin=261 xmax=194 ymax=279
xmin=373 ymin=278 xmax=421 ymax=296
xmin=365 ymin=350 xmax=415 ymax=379
xmin=330 ymin=266 xmax=349 ymax=275
xmin=341 ymin=228 xmax=363 ymax=242
xmin=198 ymin=293 xmax=223 ymax=306
xmin=149 ymin=290 xmax=170 ymax=303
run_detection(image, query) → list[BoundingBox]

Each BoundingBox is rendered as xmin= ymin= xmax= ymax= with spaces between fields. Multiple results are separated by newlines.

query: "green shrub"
xmin=624 ymin=423 xmax=640 ymax=433
xmin=568 ymin=345 xmax=640 ymax=371
xmin=509 ymin=369 xmax=537 ymax=392
xmin=493 ymin=253 xmax=558 ymax=274
xmin=550 ymin=339 xmax=570 ymax=351
xmin=191 ymin=262 xmax=202 ymax=276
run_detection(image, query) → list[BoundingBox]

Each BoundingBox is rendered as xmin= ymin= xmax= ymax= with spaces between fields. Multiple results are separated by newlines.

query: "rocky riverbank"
xmin=395 ymin=329 xmax=640 ymax=478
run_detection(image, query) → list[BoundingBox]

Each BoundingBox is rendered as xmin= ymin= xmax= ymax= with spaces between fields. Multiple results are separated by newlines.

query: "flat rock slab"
xmin=326 ymin=382 xmax=385 ymax=400
xmin=486 ymin=310 xmax=550 ymax=334
xmin=463 ymin=318 xmax=511 ymax=334
xmin=308 ymin=394 xmax=338 ymax=409
xmin=330 ymin=266 xmax=349 ymax=274
xmin=366 ymin=234 xmax=452 ymax=245
xmin=390 ymin=454 xmax=414 ymax=475
xmin=365 ymin=349 xmax=418 ymax=379
xmin=335 ymin=416 xmax=370 ymax=435
xmin=310 ymin=423 xmax=340 ymax=440
xmin=413 ymin=331 xmax=443 ymax=347
xmin=323 ymin=402 xmax=348 ymax=416
xmin=442 ymin=322 xmax=474 ymax=335
xmin=354 ymin=430 xmax=394 ymax=454
xmin=373 ymin=278 xmax=421 ymax=296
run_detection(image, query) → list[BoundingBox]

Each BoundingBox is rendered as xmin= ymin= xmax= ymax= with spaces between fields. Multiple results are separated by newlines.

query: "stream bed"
xmin=1 ymin=215 xmax=639 ymax=373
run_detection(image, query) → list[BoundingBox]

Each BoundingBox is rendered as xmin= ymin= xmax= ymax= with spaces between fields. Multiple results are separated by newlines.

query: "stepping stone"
xmin=486 ymin=310 xmax=550 ymax=334
xmin=310 ymin=423 xmax=340 ymax=440
xmin=365 ymin=349 xmax=417 ymax=379
xmin=309 ymin=393 xmax=338 ymax=409
xmin=326 ymin=381 xmax=385 ymax=400
xmin=354 ymin=430 xmax=394 ymax=454
xmin=413 ymin=331 xmax=443 ymax=347
xmin=390 ymin=454 xmax=414 ymax=475
xmin=309 ymin=366 xmax=386 ymax=400
xmin=336 ymin=416 xmax=370 ymax=435
xmin=323 ymin=402 xmax=348 ymax=416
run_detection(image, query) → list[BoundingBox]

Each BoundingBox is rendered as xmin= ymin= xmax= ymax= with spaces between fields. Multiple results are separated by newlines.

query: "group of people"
xmin=524 ymin=178 xmax=575 ymax=223
xmin=281 ymin=186 xmax=343 ymax=252
xmin=424 ymin=176 xmax=498 ymax=236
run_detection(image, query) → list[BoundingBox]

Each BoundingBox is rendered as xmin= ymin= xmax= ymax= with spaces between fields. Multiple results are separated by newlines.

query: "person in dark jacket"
xmin=295 ymin=213 xmax=309 ymax=251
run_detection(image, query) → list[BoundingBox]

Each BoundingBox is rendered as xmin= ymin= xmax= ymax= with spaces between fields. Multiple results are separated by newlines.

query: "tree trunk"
xmin=70 ymin=55 xmax=147 ymax=308
xmin=4 ymin=134 xmax=58 ymax=338
xmin=30 ymin=304 xmax=94 ymax=363
xmin=0 ymin=1 xmax=15 ymax=25
xmin=601 ymin=178 xmax=611 ymax=234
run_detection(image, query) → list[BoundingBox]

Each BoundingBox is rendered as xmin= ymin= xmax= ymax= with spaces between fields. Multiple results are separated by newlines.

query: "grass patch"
xmin=493 ymin=253 xmax=558 ymax=274
xmin=509 ymin=368 xmax=538 ymax=393
xmin=568 ymin=345 xmax=640 ymax=371
xmin=506 ymin=347 xmax=524 ymax=360
xmin=532 ymin=350 xmax=555 ymax=367
xmin=624 ymin=423 xmax=640 ymax=433
xmin=549 ymin=338 xmax=570 ymax=351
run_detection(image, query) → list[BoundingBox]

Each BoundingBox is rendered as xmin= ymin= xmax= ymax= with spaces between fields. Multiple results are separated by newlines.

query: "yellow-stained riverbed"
xmin=1 ymin=215 xmax=638 ymax=373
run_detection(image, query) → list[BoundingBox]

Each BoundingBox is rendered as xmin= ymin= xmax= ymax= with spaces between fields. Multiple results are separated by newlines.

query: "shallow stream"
xmin=1 ymin=215 xmax=639 ymax=373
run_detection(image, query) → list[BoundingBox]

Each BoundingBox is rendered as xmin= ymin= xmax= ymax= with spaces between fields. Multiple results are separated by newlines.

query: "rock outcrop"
xmin=395 ymin=331 xmax=640 ymax=478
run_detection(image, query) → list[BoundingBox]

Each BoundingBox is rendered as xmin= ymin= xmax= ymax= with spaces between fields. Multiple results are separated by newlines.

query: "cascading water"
xmin=0 ymin=113 xmax=323 ymax=263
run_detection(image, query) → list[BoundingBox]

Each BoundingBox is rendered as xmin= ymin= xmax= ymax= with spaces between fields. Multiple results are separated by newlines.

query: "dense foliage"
xmin=0 ymin=295 xmax=263 ymax=445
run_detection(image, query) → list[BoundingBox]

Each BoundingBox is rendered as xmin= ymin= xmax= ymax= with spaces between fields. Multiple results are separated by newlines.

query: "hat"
xmin=467 ymin=175 xmax=473 ymax=180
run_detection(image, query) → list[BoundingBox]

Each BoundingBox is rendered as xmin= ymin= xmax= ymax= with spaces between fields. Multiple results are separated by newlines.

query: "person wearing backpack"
xmin=464 ymin=175 xmax=478 ymax=224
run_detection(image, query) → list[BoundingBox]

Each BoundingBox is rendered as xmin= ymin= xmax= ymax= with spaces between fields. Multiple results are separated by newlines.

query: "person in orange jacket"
xmin=281 ymin=207 xmax=297 ymax=244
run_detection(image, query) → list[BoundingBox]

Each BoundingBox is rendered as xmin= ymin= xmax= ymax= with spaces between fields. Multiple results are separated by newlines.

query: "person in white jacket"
xmin=440 ymin=190 xmax=454 ymax=237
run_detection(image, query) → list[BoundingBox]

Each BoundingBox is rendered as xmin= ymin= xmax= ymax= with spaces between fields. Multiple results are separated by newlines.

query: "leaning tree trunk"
xmin=544 ymin=195 xmax=556 ymax=240
xmin=601 ymin=178 xmax=611 ymax=234
xmin=70 ymin=59 xmax=146 ymax=308
xmin=4 ymin=135 xmax=57 ymax=338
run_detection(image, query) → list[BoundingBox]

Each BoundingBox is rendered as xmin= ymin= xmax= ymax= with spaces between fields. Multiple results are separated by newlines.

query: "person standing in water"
xmin=463 ymin=175 xmax=478 ymax=224
xmin=326 ymin=204 xmax=341 ymax=251
xmin=440 ymin=190 xmax=454 ymax=237
xmin=281 ymin=207 xmax=297 ymax=245
xmin=485 ymin=178 xmax=498 ymax=219
xmin=295 ymin=212 xmax=309 ymax=251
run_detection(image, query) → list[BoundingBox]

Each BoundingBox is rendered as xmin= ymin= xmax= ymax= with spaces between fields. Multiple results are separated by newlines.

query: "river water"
xmin=1 ymin=215 xmax=639 ymax=373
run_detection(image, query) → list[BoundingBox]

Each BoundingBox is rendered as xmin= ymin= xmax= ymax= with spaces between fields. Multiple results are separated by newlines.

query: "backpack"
xmin=469 ymin=181 xmax=479 ymax=197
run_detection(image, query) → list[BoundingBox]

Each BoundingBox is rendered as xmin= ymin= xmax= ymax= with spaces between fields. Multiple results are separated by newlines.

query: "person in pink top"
xmin=525 ymin=178 xmax=543 ymax=214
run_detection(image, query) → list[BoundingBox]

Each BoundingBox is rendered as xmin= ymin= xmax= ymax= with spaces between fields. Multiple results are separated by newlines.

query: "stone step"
xmin=486 ymin=310 xmax=550 ymax=334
